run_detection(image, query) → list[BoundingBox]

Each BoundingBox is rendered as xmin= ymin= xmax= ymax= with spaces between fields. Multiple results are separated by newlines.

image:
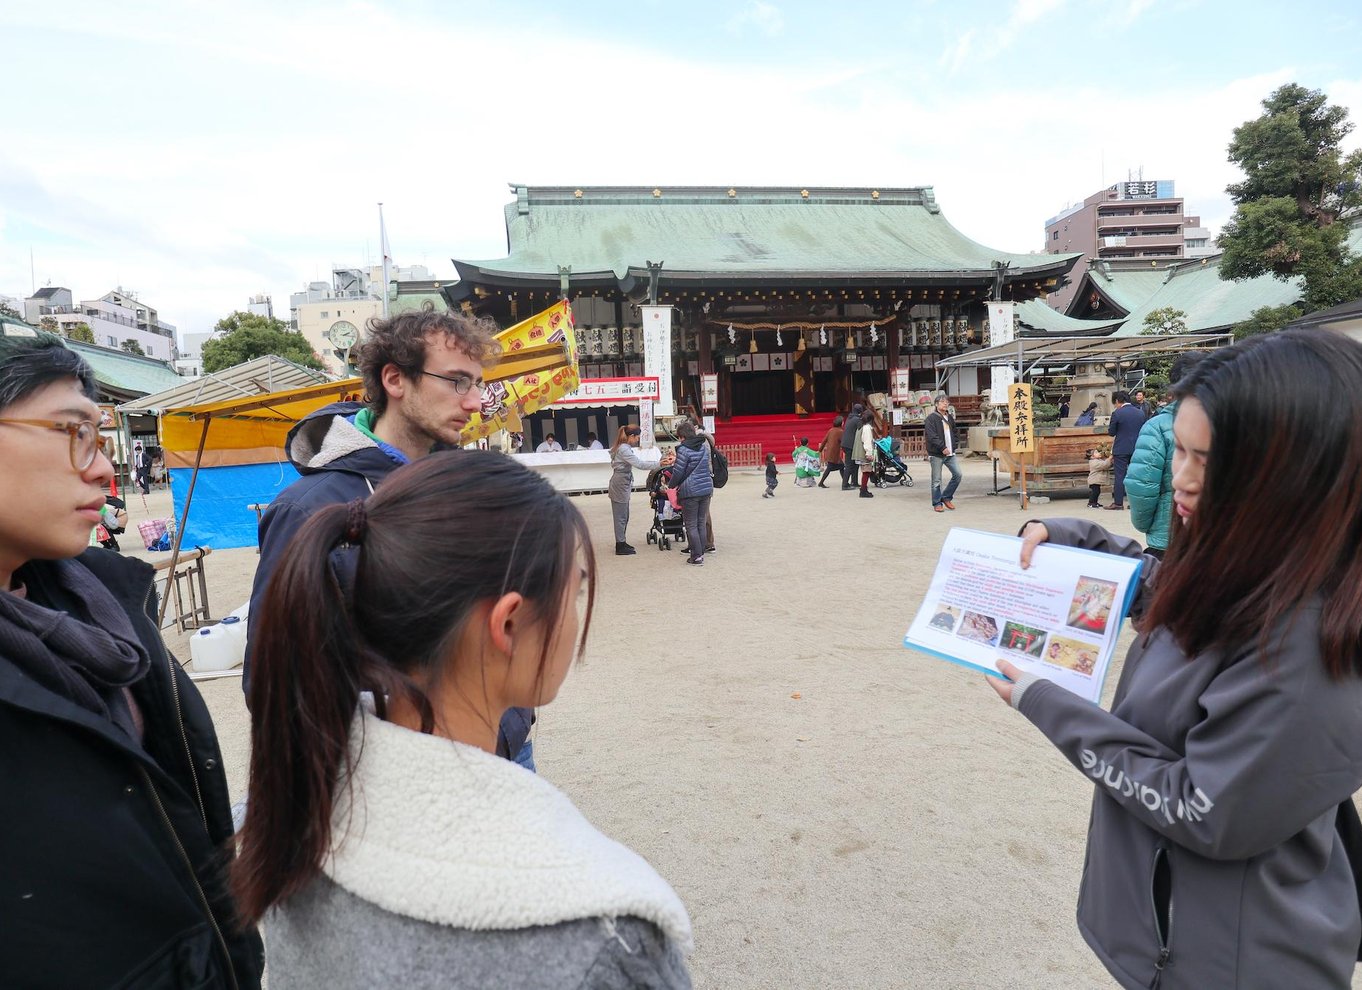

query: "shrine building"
xmin=413 ymin=185 xmax=1081 ymax=453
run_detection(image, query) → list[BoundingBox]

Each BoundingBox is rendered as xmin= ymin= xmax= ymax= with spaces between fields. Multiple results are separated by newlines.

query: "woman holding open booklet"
xmin=988 ymin=330 xmax=1362 ymax=990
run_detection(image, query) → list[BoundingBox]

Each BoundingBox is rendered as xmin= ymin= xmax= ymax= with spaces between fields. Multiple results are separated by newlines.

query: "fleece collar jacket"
xmin=263 ymin=706 xmax=693 ymax=987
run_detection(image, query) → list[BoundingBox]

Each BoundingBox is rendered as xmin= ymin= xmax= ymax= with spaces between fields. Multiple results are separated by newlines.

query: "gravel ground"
xmin=126 ymin=459 xmax=1362 ymax=990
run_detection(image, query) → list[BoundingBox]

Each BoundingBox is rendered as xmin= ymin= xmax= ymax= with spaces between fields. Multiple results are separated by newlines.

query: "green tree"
xmin=202 ymin=311 xmax=324 ymax=373
xmin=1140 ymin=307 xmax=1188 ymax=335
xmin=38 ymin=316 xmax=60 ymax=335
xmin=1219 ymin=83 xmax=1362 ymax=311
xmin=0 ymin=300 xmax=20 ymax=319
xmin=64 ymin=322 xmax=96 ymax=344
xmin=119 ymin=338 xmax=145 ymax=356
xmin=1232 ymin=303 xmax=1303 ymax=341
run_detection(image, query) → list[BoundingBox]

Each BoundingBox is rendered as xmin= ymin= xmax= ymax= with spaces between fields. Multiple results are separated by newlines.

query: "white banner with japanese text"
xmin=987 ymin=301 xmax=1016 ymax=398
xmin=641 ymin=306 xmax=675 ymax=416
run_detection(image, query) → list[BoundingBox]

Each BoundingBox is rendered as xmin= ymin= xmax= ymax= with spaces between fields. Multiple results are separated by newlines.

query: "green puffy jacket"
xmin=1126 ymin=401 xmax=1176 ymax=549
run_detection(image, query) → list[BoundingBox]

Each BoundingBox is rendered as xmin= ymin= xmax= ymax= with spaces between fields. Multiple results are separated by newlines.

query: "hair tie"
xmin=345 ymin=498 xmax=367 ymax=543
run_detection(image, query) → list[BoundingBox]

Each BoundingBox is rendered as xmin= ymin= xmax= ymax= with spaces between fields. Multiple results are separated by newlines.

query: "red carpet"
xmin=712 ymin=413 xmax=839 ymax=464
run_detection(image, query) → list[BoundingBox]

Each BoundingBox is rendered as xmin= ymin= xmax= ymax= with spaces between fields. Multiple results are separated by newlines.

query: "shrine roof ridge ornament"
xmin=509 ymin=183 xmax=939 ymax=210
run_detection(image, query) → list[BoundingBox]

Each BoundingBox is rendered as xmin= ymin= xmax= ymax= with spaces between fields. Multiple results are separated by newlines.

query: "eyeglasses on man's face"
xmin=0 ymin=418 xmax=109 ymax=471
xmin=420 ymin=370 xmax=485 ymax=396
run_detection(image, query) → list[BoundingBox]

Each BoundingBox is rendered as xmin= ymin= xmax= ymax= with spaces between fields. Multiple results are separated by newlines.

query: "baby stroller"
xmin=871 ymin=436 xmax=914 ymax=489
xmin=643 ymin=466 xmax=688 ymax=552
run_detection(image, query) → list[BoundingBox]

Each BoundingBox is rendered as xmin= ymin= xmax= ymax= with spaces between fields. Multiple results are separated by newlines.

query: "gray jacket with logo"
xmin=1012 ymin=519 xmax=1362 ymax=989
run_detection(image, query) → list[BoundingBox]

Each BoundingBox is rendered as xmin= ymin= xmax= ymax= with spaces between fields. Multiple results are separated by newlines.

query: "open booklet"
xmin=904 ymin=528 xmax=1143 ymax=704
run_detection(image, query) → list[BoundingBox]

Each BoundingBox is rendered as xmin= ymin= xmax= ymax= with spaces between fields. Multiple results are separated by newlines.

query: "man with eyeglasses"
xmin=0 ymin=331 xmax=264 ymax=986
xmin=245 ymin=304 xmax=537 ymax=768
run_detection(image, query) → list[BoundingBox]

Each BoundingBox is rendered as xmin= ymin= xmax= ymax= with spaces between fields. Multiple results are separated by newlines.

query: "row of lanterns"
xmin=572 ymin=320 xmax=984 ymax=359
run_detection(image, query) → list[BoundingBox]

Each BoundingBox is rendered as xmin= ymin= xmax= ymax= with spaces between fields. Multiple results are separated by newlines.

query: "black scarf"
xmin=1 ymin=558 xmax=152 ymax=740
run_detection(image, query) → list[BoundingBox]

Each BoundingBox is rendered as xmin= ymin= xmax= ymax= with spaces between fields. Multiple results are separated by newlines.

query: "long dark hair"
xmin=1143 ymin=331 xmax=1362 ymax=678
xmin=232 ymin=450 xmax=596 ymax=923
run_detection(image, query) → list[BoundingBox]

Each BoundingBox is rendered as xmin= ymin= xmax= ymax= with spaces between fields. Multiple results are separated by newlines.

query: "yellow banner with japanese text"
xmin=461 ymin=300 xmax=579 ymax=442
xmin=1008 ymin=383 xmax=1035 ymax=454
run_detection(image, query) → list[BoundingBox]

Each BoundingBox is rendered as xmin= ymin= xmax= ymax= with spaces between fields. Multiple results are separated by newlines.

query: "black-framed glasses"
xmin=421 ymin=370 xmax=485 ymax=396
xmin=0 ymin=418 xmax=109 ymax=470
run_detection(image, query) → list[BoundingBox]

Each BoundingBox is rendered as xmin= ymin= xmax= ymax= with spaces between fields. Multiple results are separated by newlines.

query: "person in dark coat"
xmin=1105 ymin=390 xmax=1146 ymax=510
xmin=839 ymin=403 xmax=863 ymax=490
xmin=817 ymin=415 xmax=844 ymax=488
xmin=923 ymin=394 xmax=962 ymax=512
xmin=0 ymin=332 xmax=263 ymax=988
xmin=245 ymin=304 xmax=534 ymax=767
xmin=133 ymin=440 xmax=151 ymax=493
xmin=666 ymin=420 xmax=713 ymax=565
xmin=1074 ymin=402 xmax=1098 ymax=427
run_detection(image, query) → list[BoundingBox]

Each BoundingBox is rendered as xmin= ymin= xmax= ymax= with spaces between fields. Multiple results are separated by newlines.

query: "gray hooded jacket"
xmin=1012 ymin=519 xmax=1362 ymax=989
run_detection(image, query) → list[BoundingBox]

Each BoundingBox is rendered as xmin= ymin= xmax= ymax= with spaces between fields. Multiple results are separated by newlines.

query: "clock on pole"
xmin=329 ymin=319 xmax=359 ymax=349
xmin=329 ymin=319 xmax=360 ymax=370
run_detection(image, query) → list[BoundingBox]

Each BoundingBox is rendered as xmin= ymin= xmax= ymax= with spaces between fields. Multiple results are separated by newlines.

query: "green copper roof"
xmin=0 ymin=315 xmax=184 ymax=399
xmin=1072 ymin=264 xmax=1171 ymax=316
xmin=1015 ymin=300 xmax=1124 ymax=335
xmin=1108 ymin=261 xmax=1304 ymax=336
xmin=1066 ymin=220 xmax=1362 ymax=336
xmin=454 ymin=185 xmax=1080 ymax=283
xmin=67 ymin=340 xmax=185 ymax=396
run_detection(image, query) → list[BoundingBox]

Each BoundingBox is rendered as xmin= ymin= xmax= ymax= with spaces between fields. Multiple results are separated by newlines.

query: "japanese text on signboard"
xmin=1009 ymin=383 xmax=1035 ymax=454
xmin=557 ymin=377 xmax=661 ymax=404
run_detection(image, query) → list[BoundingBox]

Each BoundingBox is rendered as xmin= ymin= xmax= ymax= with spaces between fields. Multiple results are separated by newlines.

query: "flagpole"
xmin=378 ymin=202 xmax=391 ymax=318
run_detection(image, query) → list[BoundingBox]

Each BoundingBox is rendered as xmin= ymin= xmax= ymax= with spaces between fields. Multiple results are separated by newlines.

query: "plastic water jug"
xmin=190 ymin=615 xmax=246 ymax=672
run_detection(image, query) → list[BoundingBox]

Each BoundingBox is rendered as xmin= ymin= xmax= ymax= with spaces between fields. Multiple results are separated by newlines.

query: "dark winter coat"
xmin=0 ymin=550 xmax=264 ymax=989
xmin=840 ymin=413 xmax=862 ymax=454
xmin=923 ymin=410 xmax=956 ymax=458
xmin=245 ymin=403 xmax=532 ymax=760
xmin=667 ymin=437 xmax=713 ymax=500
xmin=1107 ymin=403 xmax=1146 ymax=458
xmin=1014 ymin=519 xmax=1362 ymax=990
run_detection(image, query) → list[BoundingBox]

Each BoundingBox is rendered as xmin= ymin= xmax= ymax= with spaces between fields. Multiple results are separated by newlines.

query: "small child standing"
xmin=763 ymin=452 xmax=779 ymax=498
xmin=791 ymin=437 xmax=819 ymax=488
xmin=1085 ymin=447 xmax=1113 ymax=508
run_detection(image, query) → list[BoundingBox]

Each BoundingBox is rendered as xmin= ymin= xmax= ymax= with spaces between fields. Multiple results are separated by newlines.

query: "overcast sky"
xmin=2 ymin=0 xmax=1359 ymax=339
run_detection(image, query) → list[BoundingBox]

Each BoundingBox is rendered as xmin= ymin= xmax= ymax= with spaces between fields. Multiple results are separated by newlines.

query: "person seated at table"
xmin=585 ymin=432 xmax=603 ymax=450
xmin=536 ymin=432 xmax=563 ymax=453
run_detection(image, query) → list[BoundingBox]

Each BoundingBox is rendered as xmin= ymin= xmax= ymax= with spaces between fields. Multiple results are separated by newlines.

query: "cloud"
xmin=2 ymin=3 xmax=1360 ymax=342
xmin=726 ymin=1 xmax=785 ymax=36
xmin=941 ymin=0 xmax=1069 ymax=71
xmin=1116 ymin=0 xmax=1158 ymax=26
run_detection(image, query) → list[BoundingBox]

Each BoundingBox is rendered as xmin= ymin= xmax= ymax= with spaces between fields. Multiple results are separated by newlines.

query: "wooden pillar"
xmin=700 ymin=321 xmax=714 ymax=374
xmin=792 ymin=348 xmax=814 ymax=414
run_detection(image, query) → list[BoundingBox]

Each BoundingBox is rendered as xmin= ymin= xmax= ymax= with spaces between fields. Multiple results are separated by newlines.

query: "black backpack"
xmin=710 ymin=445 xmax=729 ymax=489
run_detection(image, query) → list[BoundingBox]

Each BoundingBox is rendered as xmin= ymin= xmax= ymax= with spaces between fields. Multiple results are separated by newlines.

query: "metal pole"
xmin=157 ymin=416 xmax=210 ymax=628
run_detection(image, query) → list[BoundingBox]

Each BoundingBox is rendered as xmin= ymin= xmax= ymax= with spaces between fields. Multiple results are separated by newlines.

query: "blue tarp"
xmin=169 ymin=463 xmax=301 ymax=550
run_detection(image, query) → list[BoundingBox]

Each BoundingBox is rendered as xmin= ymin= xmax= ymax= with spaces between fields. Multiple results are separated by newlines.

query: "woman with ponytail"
xmin=234 ymin=450 xmax=692 ymax=988
xmin=990 ymin=330 xmax=1362 ymax=989
xmin=608 ymin=423 xmax=660 ymax=556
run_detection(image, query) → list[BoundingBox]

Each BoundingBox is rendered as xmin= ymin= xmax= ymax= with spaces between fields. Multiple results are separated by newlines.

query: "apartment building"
xmin=1044 ymin=180 xmax=1208 ymax=313
xmin=23 ymin=286 xmax=177 ymax=361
